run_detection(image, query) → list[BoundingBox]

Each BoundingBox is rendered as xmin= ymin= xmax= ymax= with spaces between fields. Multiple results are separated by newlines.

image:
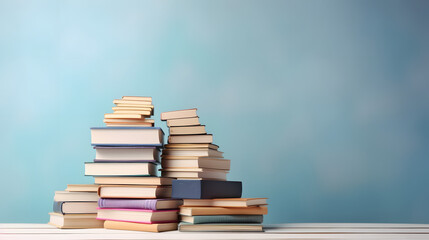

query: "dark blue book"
xmin=172 ymin=180 xmax=242 ymax=199
xmin=90 ymin=127 xmax=164 ymax=147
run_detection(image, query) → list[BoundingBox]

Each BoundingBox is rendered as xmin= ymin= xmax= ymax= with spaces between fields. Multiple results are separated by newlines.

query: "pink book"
xmin=96 ymin=207 xmax=179 ymax=224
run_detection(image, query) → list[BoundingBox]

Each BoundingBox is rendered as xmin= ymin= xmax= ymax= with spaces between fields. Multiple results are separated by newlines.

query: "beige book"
xmin=179 ymin=224 xmax=263 ymax=232
xmin=49 ymin=213 xmax=104 ymax=229
xmin=160 ymin=168 xmax=227 ymax=180
xmin=167 ymin=117 xmax=200 ymax=127
xmin=122 ymin=96 xmax=152 ymax=102
xmin=56 ymin=202 xmax=99 ymax=214
xmin=116 ymin=104 xmax=154 ymax=108
xmin=105 ymin=123 xmax=154 ymax=127
xmin=161 ymin=108 xmax=197 ymax=120
xmin=103 ymin=118 xmax=155 ymax=123
xmin=112 ymin=106 xmax=153 ymax=112
xmin=162 ymin=148 xmax=223 ymax=158
xmin=113 ymin=110 xmax=152 ymax=115
xmin=161 ymin=158 xmax=230 ymax=170
xmin=170 ymin=125 xmax=206 ymax=135
xmin=97 ymin=209 xmax=178 ymax=224
xmin=98 ymin=185 xmax=172 ymax=199
xmin=182 ymin=198 xmax=267 ymax=207
xmin=85 ymin=162 xmax=157 ymax=176
xmin=180 ymin=206 xmax=268 ymax=216
xmin=54 ymin=191 xmax=99 ymax=202
xmin=66 ymin=184 xmax=99 ymax=192
xmin=113 ymin=99 xmax=152 ymax=105
xmin=104 ymin=220 xmax=178 ymax=233
xmin=164 ymin=143 xmax=219 ymax=150
xmin=104 ymin=113 xmax=143 ymax=119
xmin=168 ymin=134 xmax=213 ymax=144
xmin=94 ymin=177 xmax=172 ymax=185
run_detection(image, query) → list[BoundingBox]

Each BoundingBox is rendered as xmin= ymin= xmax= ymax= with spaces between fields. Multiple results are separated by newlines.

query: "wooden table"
xmin=1 ymin=223 xmax=429 ymax=239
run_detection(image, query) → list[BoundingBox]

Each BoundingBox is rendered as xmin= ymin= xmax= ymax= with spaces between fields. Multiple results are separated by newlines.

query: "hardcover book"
xmin=169 ymin=125 xmax=206 ymax=135
xmin=94 ymin=177 xmax=172 ymax=185
xmin=48 ymin=213 xmax=104 ymax=229
xmin=97 ymin=208 xmax=178 ymax=223
xmin=65 ymin=184 xmax=99 ymax=192
xmin=104 ymin=220 xmax=178 ymax=232
xmin=53 ymin=191 xmax=99 ymax=202
xmin=84 ymin=162 xmax=157 ymax=176
xmin=161 ymin=158 xmax=230 ymax=170
xmin=167 ymin=117 xmax=200 ymax=127
xmin=98 ymin=198 xmax=182 ymax=210
xmin=182 ymin=198 xmax=267 ymax=207
xmin=168 ymin=134 xmax=213 ymax=144
xmin=161 ymin=168 xmax=228 ymax=181
xmin=98 ymin=185 xmax=172 ymax=199
xmin=178 ymin=222 xmax=263 ymax=232
xmin=94 ymin=146 xmax=160 ymax=162
xmin=161 ymin=108 xmax=198 ymax=120
xmin=90 ymin=127 xmax=164 ymax=147
xmin=172 ymin=180 xmax=242 ymax=199
xmin=53 ymin=201 xmax=98 ymax=214
xmin=181 ymin=215 xmax=263 ymax=224
xmin=161 ymin=148 xmax=223 ymax=158
xmin=179 ymin=206 xmax=268 ymax=216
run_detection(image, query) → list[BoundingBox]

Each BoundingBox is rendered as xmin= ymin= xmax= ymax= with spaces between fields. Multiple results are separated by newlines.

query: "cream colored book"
xmin=105 ymin=123 xmax=154 ymax=127
xmin=116 ymin=104 xmax=154 ymax=108
xmin=94 ymin=177 xmax=172 ymax=185
xmin=65 ymin=184 xmax=99 ymax=192
xmin=179 ymin=223 xmax=263 ymax=232
xmin=113 ymin=110 xmax=152 ymax=115
xmin=54 ymin=191 xmax=99 ymax=202
xmin=103 ymin=118 xmax=155 ymax=123
xmin=182 ymin=198 xmax=267 ymax=207
xmin=104 ymin=113 xmax=143 ymax=119
xmin=113 ymin=99 xmax=152 ymax=105
xmin=98 ymin=185 xmax=171 ymax=199
xmin=161 ymin=108 xmax=197 ymax=120
xmin=122 ymin=96 xmax=152 ymax=102
xmin=162 ymin=148 xmax=223 ymax=158
xmin=104 ymin=220 xmax=178 ymax=233
xmin=167 ymin=117 xmax=200 ymax=127
xmin=161 ymin=158 xmax=230 ymax=170
xmin=84 ymin=162 xmax=157 ymax=176
xmin=49 ymin=213 xmax=104 ymax=229
xmin=112 ymin=106 xmax=153 ymax=111
xmin=97 ymin=209 xmax=178 ymax=224
xmin=168 ymin=134 xmax=213 ymax=144
xmin=160 ymin=168 xmax=227 ymax=180
xmin=179 ymin=206 xmax=268 ymax=216
xmin=164 ymin=143 xmax=219 ymax=150
xmin=169 ymin=125 xmax=206 ymax=135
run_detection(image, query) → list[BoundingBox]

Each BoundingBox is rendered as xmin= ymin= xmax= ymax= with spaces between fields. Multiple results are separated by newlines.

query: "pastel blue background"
xmin=1 ymin=0 xmax=428 ymax=224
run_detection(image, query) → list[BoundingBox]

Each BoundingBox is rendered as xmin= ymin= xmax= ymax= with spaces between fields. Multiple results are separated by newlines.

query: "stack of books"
xmin=87 ymin=97 xmax=181 ymax=232
xmin=49 ymin=184 xmax=103 ymax=228
xmin=104 ymin=96 xmax=155 ymax=127
xmin=160 ymin=108 xmax=230 ymax=180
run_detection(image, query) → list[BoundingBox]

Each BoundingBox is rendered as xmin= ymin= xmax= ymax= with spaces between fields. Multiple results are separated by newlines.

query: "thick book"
xmin=65 ymin=184 xmax=99 ymax=192
xmin=161 ymin=158 xmax=230 ymax=170
xmin=94 ymin=146 xmax=160 ymax=162
xmin=181 ymin=215 xmax=263 ymax=224
xmin=167 ymin=117 xmax=200 ymax=127
xmin=179 ymin=206 xmax=268 ymax=216
xmin=48 ymin=212 xmax=104 ymax=229
xmin=169 ymin=125 xmax=206 ymax=135
xmin=179 ymin=222 xmax=263 ymax=232
xmin=162 ymin=148 xmax=223 ymax=158
xmin=104 ymin=220 xmax=178 ymax=232
xmin=97 ymin=208 xmax=178 ymax=223
xmin=161 ymin=108 xmax=197 ymax=120
xmin=90 ymin=127 xmax=164 ymax=147
xmin=53 ymin=201 xmax=98 ymax=214
xmin=161 ymin=168 xmax=227 ymax=181
xmin=98 ymin=185 xmax=172 ymax=199
xmin=98 ymin=198 xmax=182 ymax=210
xmin=84 ymin=162 xmax=157 ymax=176
xmin=182 ymin=198 xmax=267 ymax=207
xmin=172 ymin=180 xmax=242 ymax=199
xmin=164 ymin=143 xmax=219 ymax=150
xmin=54 ymin=191 xmax=99 ymax=202
xmin=94 ymin=177 xmax=172 ymax=185
xmin=168 ymin=134 xmax=213 ymax=144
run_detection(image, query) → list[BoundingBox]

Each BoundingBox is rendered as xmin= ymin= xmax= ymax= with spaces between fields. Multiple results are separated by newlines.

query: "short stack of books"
xmin=104 ymin=96 xmax=155 ymax=127
xmin=49 ymin=184 xmax=103 ymax=228
xmin=87 ymin=97 xmax=181 ymax=232
xmin=160 ymin=108 xmax=230 ymax=180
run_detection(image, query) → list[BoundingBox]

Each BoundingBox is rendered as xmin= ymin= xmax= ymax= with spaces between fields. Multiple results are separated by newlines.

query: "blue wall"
xmin=1 ymin=0 xmax=429 ymax=224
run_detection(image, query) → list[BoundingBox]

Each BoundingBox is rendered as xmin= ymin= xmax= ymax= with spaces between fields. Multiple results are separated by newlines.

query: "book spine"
xmin=53 ymin=201 xmax=64 ymax=214
xmin=190 ymin=215 xmax=263 ymax=224
xmin=98 ymin=198 xmax=158 ymax=210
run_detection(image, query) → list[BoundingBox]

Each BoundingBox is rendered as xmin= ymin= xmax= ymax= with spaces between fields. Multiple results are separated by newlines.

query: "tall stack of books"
xmin=161 ymin=108 xmax=268 ymax=232
xmin=160 ymin=109 xmax=230 ymax=180
xmin=88 ymin=97 xmax=181 ymax=232
xmin=49 ymin=184 xmax=103 ymax=228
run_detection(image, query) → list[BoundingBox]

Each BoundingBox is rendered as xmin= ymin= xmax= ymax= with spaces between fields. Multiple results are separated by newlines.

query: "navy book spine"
xmin=53 ymin=201 xmax=64 ymax=214
xmin=172 ymin=180 xmax=242 ymax=199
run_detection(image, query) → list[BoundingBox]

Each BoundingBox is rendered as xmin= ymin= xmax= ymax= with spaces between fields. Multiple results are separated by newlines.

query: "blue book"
xmin=90 ymin=127 xmax=164 ymax=147
xmin=172 ymin=180 xmax=242 ymax=199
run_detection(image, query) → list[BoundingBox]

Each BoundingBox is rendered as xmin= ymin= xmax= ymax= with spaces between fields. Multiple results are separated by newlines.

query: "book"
xmin=84 ymin=162 xmax=157 ymax=176
xmin=182 ymin=198 xmax=267 ymax=207
xmin=167 ymin=117 xmax=200 ymax=127
xmin=161 ymin=158 xmax=230 ymax=170
xmin=65 ymin=184 xmax=99 ymax=192
xmin=53 ymin=201 xmax=98 ymax=214
xmin=94 ymin=177 xmax=172 ymax=185
xmin=113 ymin=100 xmax=153 ymax=106
xmin=98 ymin=185 xmax=172 ymax=199
xmin=90 ymin=127 xmax=164 ymax=146
xmin=178 ymin=222 xmax=263 ymax=232
xmin=112 ymin=106 xmax=153 ymax=112
xmin=168 ymin=134 xmax=213 ymax=144
xmin=113 ymin=110 xmax=152 ymax=115
xmin=103 ymin=118 xmax=155 ymax=123
xmin=161 ymin=108 xmax=197 ymax=120
xmin=94 ymin=146 xmax=159 ymax=162
xmin=161 ymin=168 xmax=227 ymax=180
xmin=172 ymin=180 xmax=242 ymax=199
xmin=54 ymin=191 xmax=99 ymax=202
xmin=105 ymin=123 xmax=154 ymax=127
xmin=48 ymin=212 xmax=104 ymax=229
xmin=116 ymin=103 xmax=154 ymax=108
xmin=104 ymin=113 xmax=144 ymax=119
xmin=97 ymin=208 xmax=178 ymax=223
xmin=164 ymin=143 xmax=219 ymax=150
xmin=180 ymin=206 xmax=268 ymax=216
xmin=169 ymin=125 xmax=206 ymax=135
xmin=162 ymin=148 xmax=223 ymax=158
xmin=181 ymin=215 xmax=263 ymax=224
xmin=98 ymin=198 xmax=182 ymax=210
xmin=104 ymin=220 xmax=178 ymax=232
xmin=121 ymin=96 xmax=152 ymax=102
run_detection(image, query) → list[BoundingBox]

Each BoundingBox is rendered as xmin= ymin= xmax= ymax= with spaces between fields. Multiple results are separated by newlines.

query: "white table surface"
xmin=1 ymin=223 xmax=429 ymax=240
